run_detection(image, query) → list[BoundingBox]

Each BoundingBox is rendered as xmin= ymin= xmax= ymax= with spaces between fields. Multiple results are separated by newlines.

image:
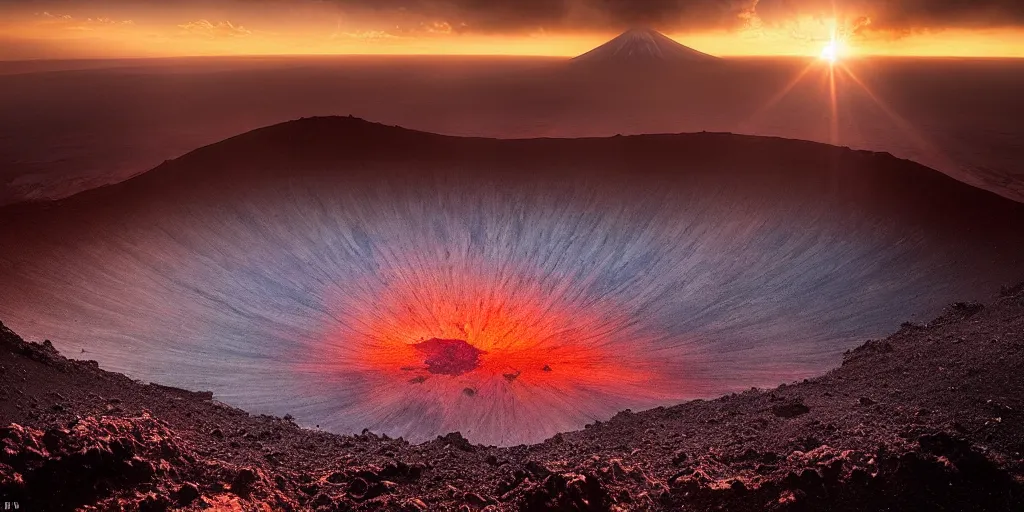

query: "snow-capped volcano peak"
xmin=573 ymin=28 xmax=718 ymax=64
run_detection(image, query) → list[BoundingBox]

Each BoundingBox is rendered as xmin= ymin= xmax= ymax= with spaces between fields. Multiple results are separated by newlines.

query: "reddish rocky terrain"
xmin=2 ymin=284 xmax=1024 ymax=511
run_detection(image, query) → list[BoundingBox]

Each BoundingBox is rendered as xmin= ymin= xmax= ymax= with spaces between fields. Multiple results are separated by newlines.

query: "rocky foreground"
xmin=2 ymin=285 xmax=1024 ymax=511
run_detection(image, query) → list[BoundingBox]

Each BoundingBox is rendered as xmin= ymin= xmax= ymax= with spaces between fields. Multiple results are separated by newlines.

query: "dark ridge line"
xmin=3 ymin=115 xmax=1016 ymax=217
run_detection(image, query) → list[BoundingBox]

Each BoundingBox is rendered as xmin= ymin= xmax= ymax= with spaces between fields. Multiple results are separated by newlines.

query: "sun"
xmin=819 ymin=27 xmax=847 ymax=64
xmin=821 ymin=42 xmax=839 ymax=63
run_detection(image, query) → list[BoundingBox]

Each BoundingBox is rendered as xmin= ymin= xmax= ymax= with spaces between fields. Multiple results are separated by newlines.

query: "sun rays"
xmin=741 ymin=38 xmax=952 ymax=169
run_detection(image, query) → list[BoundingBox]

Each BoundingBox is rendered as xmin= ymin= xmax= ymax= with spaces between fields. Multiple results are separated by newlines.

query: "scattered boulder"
xmin=525 ymin=460 xmax=552 ymax=478
xmin=519 ymin=472 xmax=610 ymax=511
xmin=403 ymin=497 xmax=429 ymax=511
xmin=772 ymin=402 xmax=810 ymax=419
xmin=231 ymin=467 xmax=261 ymax=497
xmin=671 ymin=451 xmax=688 ymax=466
xmin=438 ymin=432 xmax=476 ymax=452
xmin=175 ymin=482 xmax=201 ymax=506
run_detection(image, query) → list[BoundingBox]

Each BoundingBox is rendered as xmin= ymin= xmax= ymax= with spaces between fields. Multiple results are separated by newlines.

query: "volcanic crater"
xmin=413 ymin=338 xmax=485 ymax=376
xmin=1 ymin=116 xmax=1023 ymax=448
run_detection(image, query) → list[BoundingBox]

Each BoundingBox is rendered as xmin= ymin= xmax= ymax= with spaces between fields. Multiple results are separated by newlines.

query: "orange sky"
xmin=1 ymin=3 xmax=1023 ymax=60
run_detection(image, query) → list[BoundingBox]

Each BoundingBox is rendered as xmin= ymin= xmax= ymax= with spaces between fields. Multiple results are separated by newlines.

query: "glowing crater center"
xmin=413 ymin=338 xmax=485 ymax=376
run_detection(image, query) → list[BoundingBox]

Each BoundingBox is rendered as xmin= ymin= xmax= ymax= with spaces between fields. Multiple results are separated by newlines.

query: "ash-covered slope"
xmin=2 ymin=285 xmax=1023 ymax=510
xmin=573 ymin=28 xmax=718 ymax=65
xmin=1 ymin=117 xmax=1023 ymax=447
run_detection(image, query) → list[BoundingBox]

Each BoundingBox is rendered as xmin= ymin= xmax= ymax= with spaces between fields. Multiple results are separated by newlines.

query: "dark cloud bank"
xmin=324 ymin=0 xmax=1024 ymax=32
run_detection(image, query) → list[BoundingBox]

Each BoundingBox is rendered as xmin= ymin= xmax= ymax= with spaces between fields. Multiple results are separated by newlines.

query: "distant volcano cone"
xmin=573 ymin=28 xmax=718 ymax=64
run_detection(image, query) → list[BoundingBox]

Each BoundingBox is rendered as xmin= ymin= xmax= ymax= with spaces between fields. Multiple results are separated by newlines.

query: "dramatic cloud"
xmin=759 ymin=0 xmax=1024 ymax=29
xmin=6 ymin=0 xmax=1024 ymax=35
xmin=38 ymin=12 xmax=73 ymax=20
xmin=320 ymin=0 xmax=1024 ymax=33
xmin=178 ymin=19 xmax=252 ymax=37
xmin=323 ymin=0 xmax=759 ymax=32
xmin=35 ymin=10 xmax=135 ymax=29
xmin=2 ymin=0 xmax=1023 ymax=58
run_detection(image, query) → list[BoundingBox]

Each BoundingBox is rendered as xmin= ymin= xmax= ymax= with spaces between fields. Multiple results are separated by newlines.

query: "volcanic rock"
xmin=1 ymin=283 xmax=1023 ymax=510
xmin=771 ymin=402 xmax=811 ymax=418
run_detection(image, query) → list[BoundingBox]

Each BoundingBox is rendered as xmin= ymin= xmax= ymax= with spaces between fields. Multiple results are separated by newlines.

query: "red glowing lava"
xmin=298 ymin=259 xmax=691 ymax=445
xmin=413 ymin=338 xmax=484 ymax=376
